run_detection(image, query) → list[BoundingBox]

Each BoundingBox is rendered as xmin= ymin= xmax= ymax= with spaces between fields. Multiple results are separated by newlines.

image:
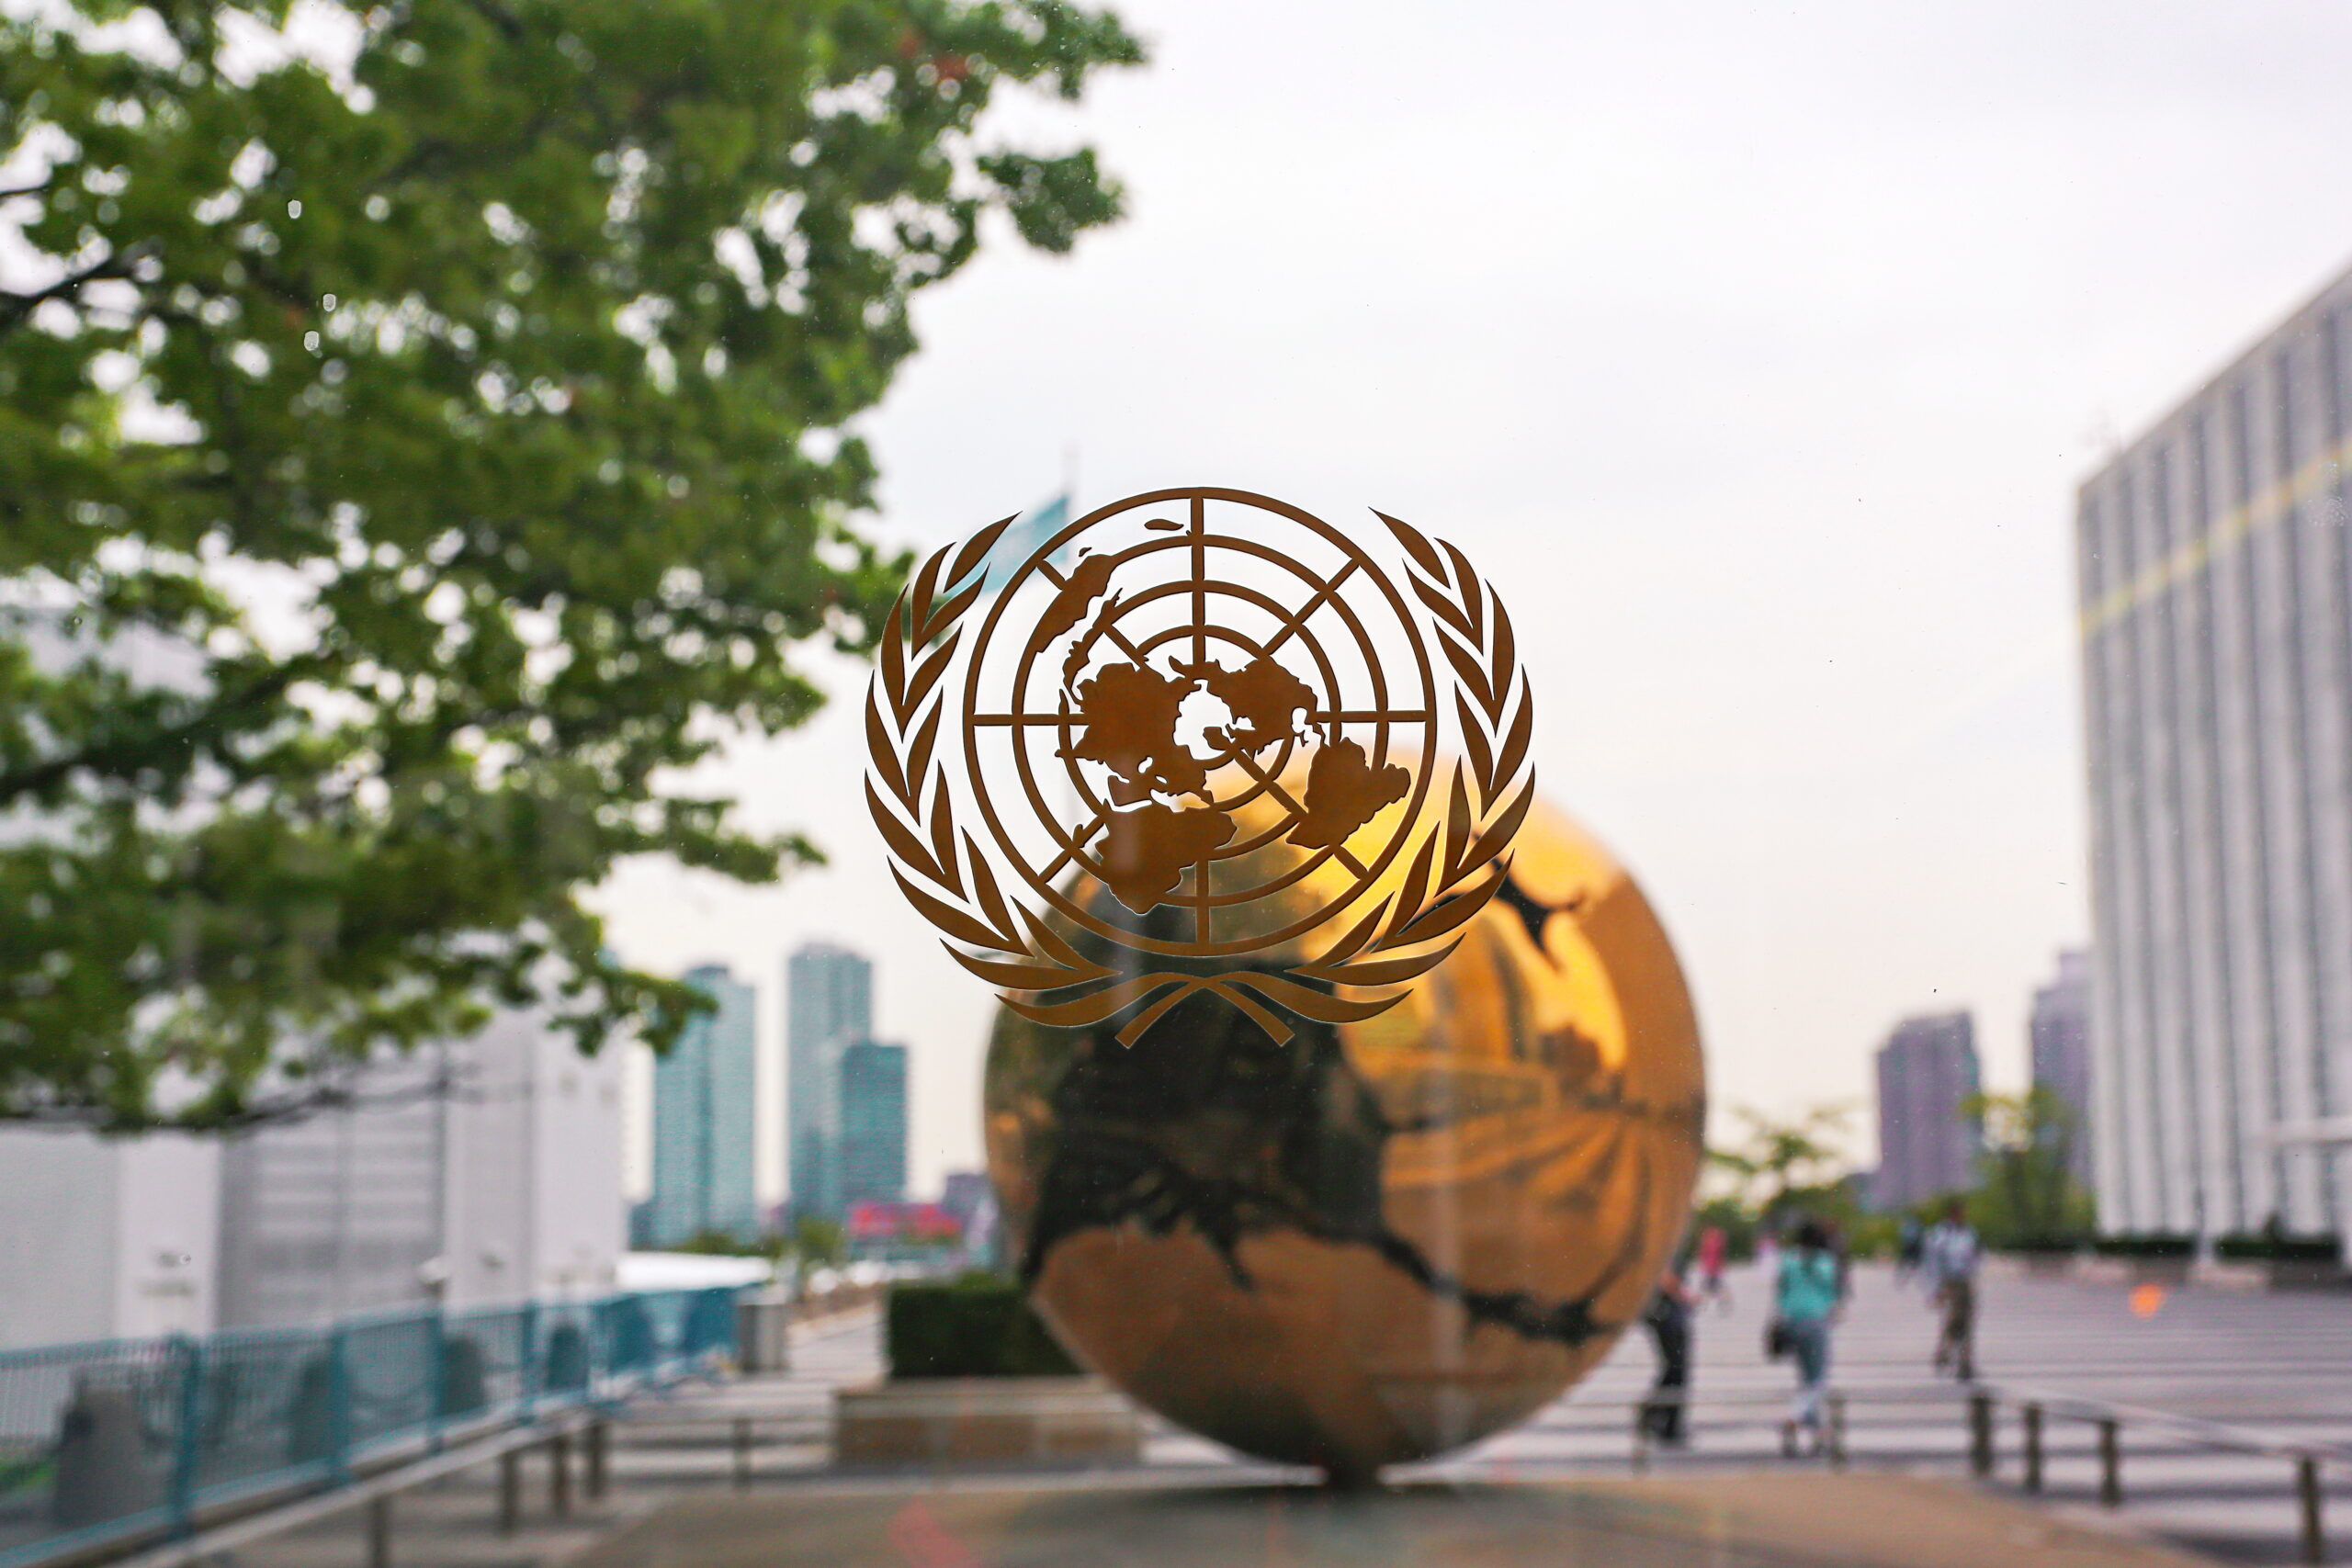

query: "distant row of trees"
xmin=673 ymin=1213 xmax=848 ymax=1269
xmin=1698 ymin=1089 xmax=2094 ymax=1258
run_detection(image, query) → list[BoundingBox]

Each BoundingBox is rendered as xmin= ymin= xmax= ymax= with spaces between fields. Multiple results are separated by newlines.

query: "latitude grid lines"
xmin=969 ymin=520 xmax=1431 ymax=943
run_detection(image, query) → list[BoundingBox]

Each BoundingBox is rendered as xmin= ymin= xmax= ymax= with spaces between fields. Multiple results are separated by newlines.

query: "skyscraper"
xmin=2076 ymin=259 xmax=2352 ymax=1241
xmin=1873 ymin=1011 xmax=1983 ymax=1211
xmin=839 ymin=1040 xmax=910 ymax=1211
xmin=647 ymin=964 xmax=759 ymax=1247
xmin=786 ymin=942 xmax=872 ymax=1220
xmin=2030 ymin=950 xmax=2095 ymax=1192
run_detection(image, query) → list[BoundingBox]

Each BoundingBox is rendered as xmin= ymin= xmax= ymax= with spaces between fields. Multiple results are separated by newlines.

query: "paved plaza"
xmin=572 ymin=1474 xmax=2212 ymax=1568
xmin=197 ymin=1263 xmax=2352 ymax=1566
xmin=682 ymin=1262 xmax=2352 ymax=1563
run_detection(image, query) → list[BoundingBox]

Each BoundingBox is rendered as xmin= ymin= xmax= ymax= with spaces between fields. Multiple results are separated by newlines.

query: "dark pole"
xmin=2297 ymin=1456 xmax=2324 ymax=1566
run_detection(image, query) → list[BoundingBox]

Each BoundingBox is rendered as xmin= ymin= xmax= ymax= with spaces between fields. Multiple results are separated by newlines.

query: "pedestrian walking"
xmin=1895 ymin=1216 xmax=1926 ymax=1287
xmin=1640 ymin=1253 xmax=1697 ymax=1446
xmin=1771 ymin=1216 xmax=1841 ymax=1456
xmin=1695 ymin=1224 xmax=1732 ymax=1311
xmin=1924 ymin=1200 xmax=1981 ymax=1380
xmin=1755 ymin=1217 xmax=1781 ymax=1285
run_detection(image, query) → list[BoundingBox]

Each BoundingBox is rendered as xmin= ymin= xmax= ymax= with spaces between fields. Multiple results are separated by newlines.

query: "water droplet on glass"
xmin=304 ymin=331 xmax=321 ymax=353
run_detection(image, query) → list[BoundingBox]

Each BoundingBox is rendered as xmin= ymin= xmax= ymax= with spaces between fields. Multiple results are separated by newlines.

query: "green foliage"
xmin=0 ymin=0 xmax=1142 ymax=1128
xmin=674 ymin=1227 xmax=775 ymax=1259
xmin=2090 ymin=1233 xmax=2196 ymax=1259
xmin=1707 ymin=1102 xmax=1855 ymax=1218
xmin=1963 ymin=1089 xmax=2095 ymax=1247
xmin=2212 ymin=1233 xmax=2341 ymax=1264
xmin=791 ymin=1213 xmax=846 ymax=1268
xmin=1690 ymin=1194 xmax=1757 ymax=1261
xmin=885 ymin=1272 xmax=1078 ymax=1380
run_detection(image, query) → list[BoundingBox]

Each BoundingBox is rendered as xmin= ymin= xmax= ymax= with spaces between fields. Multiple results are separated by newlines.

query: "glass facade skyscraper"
xmin=842 ymin=1043 xmax=912 ymax=1213
xmin=839 ymin=1040 xmax=909 ymax=1211
xmin=786 ymin=942 xmax=872 ymax=1219
xmin=647 ymin=964 xmax=759 ymax=1246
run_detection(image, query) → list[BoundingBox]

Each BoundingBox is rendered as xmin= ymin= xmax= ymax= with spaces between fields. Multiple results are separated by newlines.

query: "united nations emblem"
xmin=865 ymin=487 xmax=1533 ymax=1046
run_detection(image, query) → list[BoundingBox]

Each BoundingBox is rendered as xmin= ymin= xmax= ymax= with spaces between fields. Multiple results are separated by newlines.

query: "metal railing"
xmin=0 ymin=1287 xmax=739 ymax=1568
xmin=1962 ymin=1383 xmax=2352 ymax=1565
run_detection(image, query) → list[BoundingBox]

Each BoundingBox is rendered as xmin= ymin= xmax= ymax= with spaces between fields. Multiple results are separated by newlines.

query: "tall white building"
xmin=2077 ymin=258 xmax=2352 ymax=1243
xmin=785 ymin=942 xmax=872 ymax=1220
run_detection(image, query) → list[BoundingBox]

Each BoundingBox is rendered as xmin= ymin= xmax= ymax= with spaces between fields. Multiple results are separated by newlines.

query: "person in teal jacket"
xmin=1774 ymin=1215 xmax=1842 ymax=1455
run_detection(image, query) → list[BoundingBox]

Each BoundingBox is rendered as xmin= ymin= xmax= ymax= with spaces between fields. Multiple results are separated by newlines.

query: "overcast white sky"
xmin=601 ymin=0 xmax=2352 ymax=1199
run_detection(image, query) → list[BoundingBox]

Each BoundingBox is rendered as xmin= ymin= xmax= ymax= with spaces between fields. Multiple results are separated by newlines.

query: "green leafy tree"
xmin=1708 ymin=1102 xmax=1855 ymax=1218
xmin=675 ymin=1227 xmax=774 ymax=1260
xmin=791 ymin=1213 xmax=846 ymax=1268
xmin=0 ymin=0 xmax=1141 ymax=1128
xmin=1963 ymin=1089 xmax=2094 ymax=1247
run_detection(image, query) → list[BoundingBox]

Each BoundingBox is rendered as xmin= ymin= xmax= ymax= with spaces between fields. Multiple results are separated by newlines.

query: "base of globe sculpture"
xmin=981 ymin=794 xmax=1705 ymax=1483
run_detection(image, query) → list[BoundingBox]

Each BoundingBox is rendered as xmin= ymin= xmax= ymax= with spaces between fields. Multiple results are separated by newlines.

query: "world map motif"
xmin=1051 ymin=581 xmax=1412 ymax=914
xmin=960 ymin=489 xmax=1454 ymax=967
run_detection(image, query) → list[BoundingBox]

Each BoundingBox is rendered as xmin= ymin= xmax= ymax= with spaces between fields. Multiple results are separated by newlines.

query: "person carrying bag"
xmin=1773 ymin=1216 xmax=1842 ymax=1456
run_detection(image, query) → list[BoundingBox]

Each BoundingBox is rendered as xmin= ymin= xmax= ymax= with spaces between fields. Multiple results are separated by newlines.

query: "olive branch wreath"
xmin=865 ymin=511 xmax=1533 ymax=1049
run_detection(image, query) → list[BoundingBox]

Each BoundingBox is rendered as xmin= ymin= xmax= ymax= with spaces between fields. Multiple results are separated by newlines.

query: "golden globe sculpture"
xmin=982 ymin=791 xmax=1704 ymax=1482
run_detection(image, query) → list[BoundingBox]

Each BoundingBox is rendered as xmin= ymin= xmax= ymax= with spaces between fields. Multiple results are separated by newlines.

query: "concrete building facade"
xmin=216 ymin=1012 xmax=628 ymax=1329
xmin=647 ymin=964 xmax=759 ymax=1247
xmin=786 ymin=942 xmax=872 ymax=1220
xmin=2077 ymin=260 xmax=2352 ymax=1241
xmin=1874 ymin=1011 xmax=1983 ymax=1211
xmin=0 ymin=1131 xmax=220 ymax=1350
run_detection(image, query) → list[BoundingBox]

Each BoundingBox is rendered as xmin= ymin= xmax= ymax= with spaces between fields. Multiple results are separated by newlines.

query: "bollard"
xmin=586 ymin=1419 xmax=608 ymax=1502
xmin=549 ymin=1430 xmax=571 ymax=1516
xmin=1827 ymin=1394 xmax=1848 ymax=1471
xmin=1969 ymin=1391 xmax=1995 ymax=1478
xmin=2023 ymin=1404 xmax=2043 ymax=1494
xmin=734 ymin=1416 xmax=752 ymax=1489
xmin=499 ymin=1449 xmax=521 ymax=1534
xmin=2297 ymin=1456 xmax=2324 ymax=1566
xmin=368 ymin=1495 xmax=392 ymax=1568
xmin=2097 ymin=1418 xmax=2121 ymax=1507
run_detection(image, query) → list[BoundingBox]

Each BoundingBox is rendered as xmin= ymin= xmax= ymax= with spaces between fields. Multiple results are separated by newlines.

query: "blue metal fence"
xmin=0 ymin=1287 xmax=738 ymax=1566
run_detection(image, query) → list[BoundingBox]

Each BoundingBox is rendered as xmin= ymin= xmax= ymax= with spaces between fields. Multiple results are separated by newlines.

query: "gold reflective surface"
xmin=982 ymin=791 xmax=1705 ymax=1479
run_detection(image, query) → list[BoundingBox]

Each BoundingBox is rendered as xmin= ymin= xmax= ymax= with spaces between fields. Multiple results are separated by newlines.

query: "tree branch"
xmin=0 ymin=245 xmax=153 ymax=340
xmin=0 ymin=651 xmax=326 ymax=807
